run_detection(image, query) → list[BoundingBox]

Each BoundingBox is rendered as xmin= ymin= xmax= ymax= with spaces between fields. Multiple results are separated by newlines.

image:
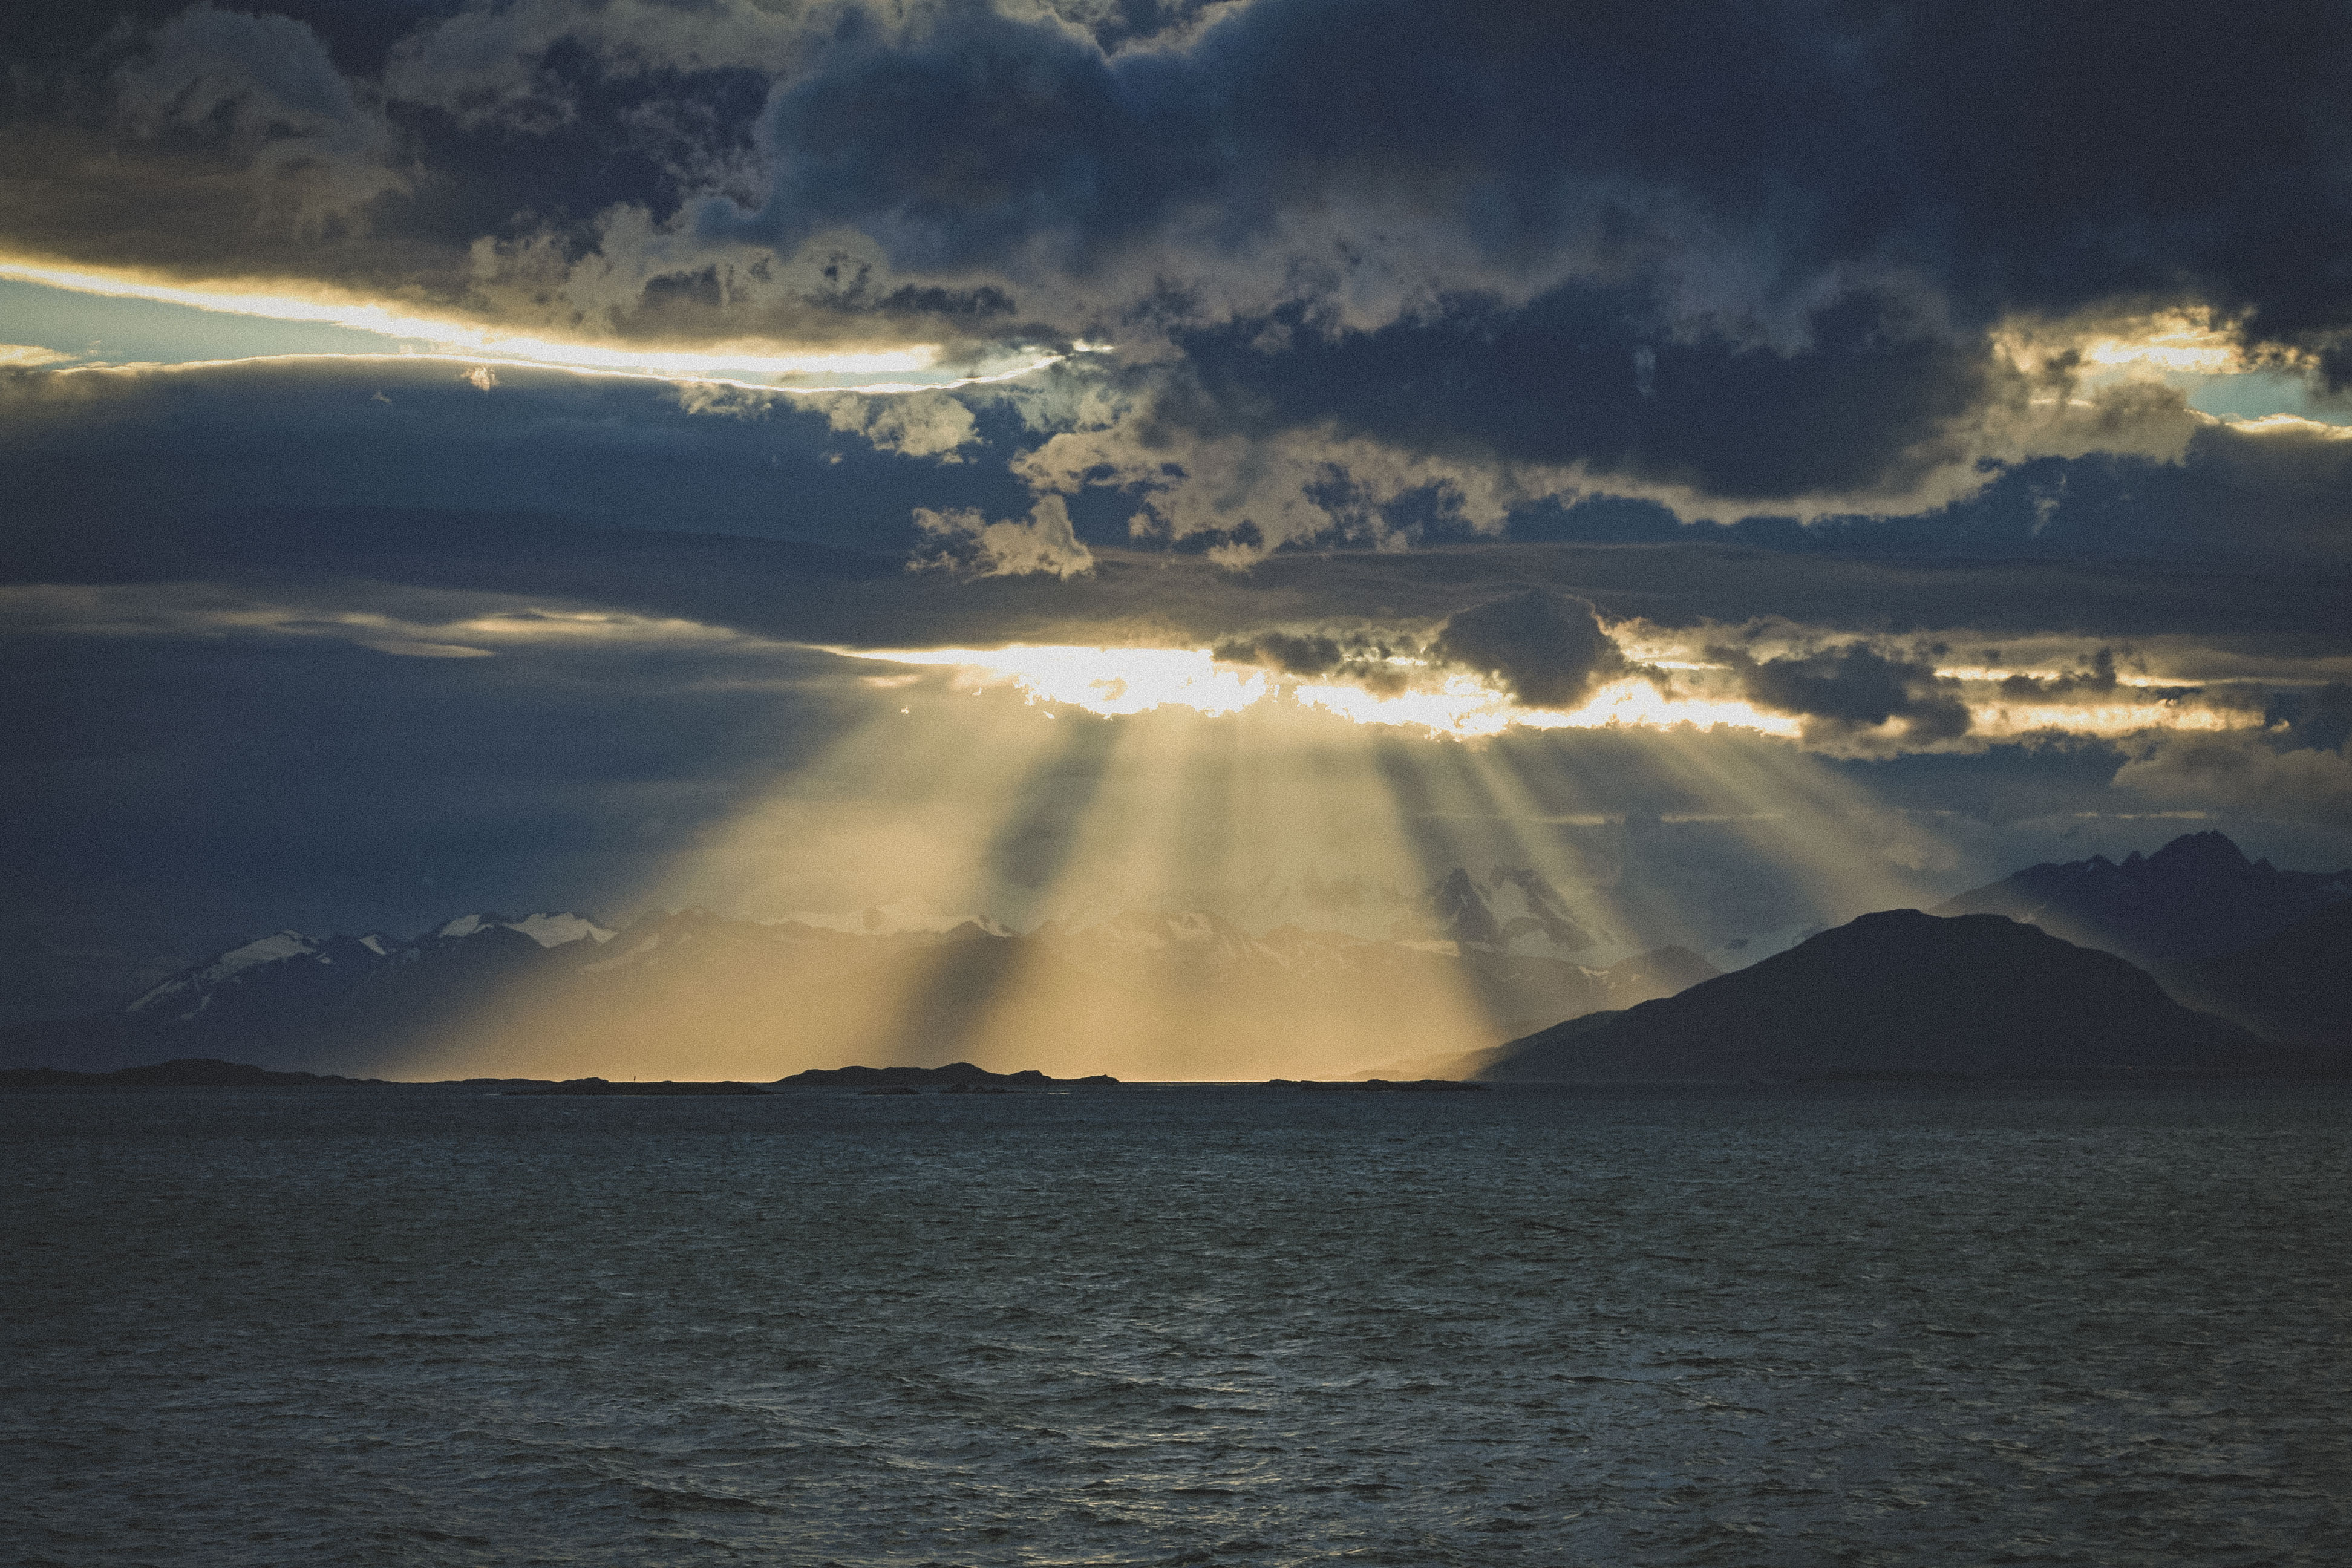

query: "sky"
xmin=5 ymin=0 xmax=2352 ymax=1024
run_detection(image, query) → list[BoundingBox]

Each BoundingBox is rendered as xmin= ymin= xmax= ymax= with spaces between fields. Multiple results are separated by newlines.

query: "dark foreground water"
xmin=5 ymin=1085 xmax=2349 ymax=1567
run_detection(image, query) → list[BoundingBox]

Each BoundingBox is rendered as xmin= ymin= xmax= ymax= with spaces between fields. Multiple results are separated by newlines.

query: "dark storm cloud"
xmin=690 ymin=0 xmax=2352 ymax=501
xmin=1173 ymin=284 xmax=1994 ymax=503
xmin=1211 ymin=632 xmax=1343 ymax=677
xmin=10 ymin=0 xmax=2352 ymax=517
xmin=2272 ymin=683 xmax=2352 ymax=754
xmin=1998 ymin=650 xmax=2122 ymax=702
xmin=1716 ymin=642 xmax=1973 ymax=744
xmin=1209 ymin=629 xmax=1416 ymax=694
xmin=1431 ymin=590 xmax=1628 ymax=710
xmin=708 ymin=0 xmax=2352 ymax=344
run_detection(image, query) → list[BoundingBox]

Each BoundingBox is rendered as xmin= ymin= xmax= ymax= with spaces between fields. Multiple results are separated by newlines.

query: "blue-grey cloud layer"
xmin=5 ymin=2 xmax=2352 ymax=1021
xmin=8 ymin=0 xmax=2352 ymax=522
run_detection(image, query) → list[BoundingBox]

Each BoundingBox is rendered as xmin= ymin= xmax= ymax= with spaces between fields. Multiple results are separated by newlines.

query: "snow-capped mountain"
xmin=126 ymin=930 xmax=393 ymax=1022
xmin=4 ymin=881 xmax=1700 ymax=1081
xmin=1421 ymin=866 xmax=1605 ymax=955
xmin=434 ymin=912 xmax=616 ymax=949
xmin=117 ymin=912 xmax=611 ymax=1028
xmin=777 ymin=901 xmax=1013 ymax=938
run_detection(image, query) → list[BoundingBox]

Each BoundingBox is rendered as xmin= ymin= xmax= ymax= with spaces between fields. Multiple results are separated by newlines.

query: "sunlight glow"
xmin=1973 ymin=701 xmax=2240 ymax=739
xmin=843 ymin=644 xmax=2257 ymax=743
xmin=1938 ymin=665 xmax=2186 ymax=687
xmin=2077 ymin=321 xmax=2244 ymax=375
xmin=2213 ymin=411 xmax=2352 ymax=439
xmin=1294 ymin=674 xmax=1806 ymax=738
xmin=851 ymin=646 xmax=1270 ymax=716
xmin=856 ymin=645 xmax=1809 ymax=737
xmin=0 ymin=257 xmax=970 ymax=381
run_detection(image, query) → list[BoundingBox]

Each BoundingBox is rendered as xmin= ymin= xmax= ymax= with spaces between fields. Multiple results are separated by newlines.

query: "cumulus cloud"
xmin=106 ymin=4 xmax=407 ymax=234
xmin=1431 ymin=590 xmax=1628 ymax=710
xmin=1210 ymin=628 xmax=1413 ymax=694
xmin=1998 ymin=648 xmax=2123 ymax=701
xmin=1715 ymin=641 xmax=1974 ymax=750
xmin=815 ymin=389 xmax=979 ymax=460
xmin=2112 ymin=731 xmax=2352 ymax=824
xmin=911 ymin=495 xmax=1094 ymax=578
xmin=1214 ymin=630 xmax=1343 ymax=677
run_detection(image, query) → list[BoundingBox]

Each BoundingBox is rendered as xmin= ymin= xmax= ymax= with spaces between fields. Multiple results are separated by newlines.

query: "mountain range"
xmin=0 ymin=872 xmax=1714 ymax=1083
xmin=8 ymin=832 xmax=2342 ymax=1083
xmin=1930 ymin=831 xmax=2350 ymax=968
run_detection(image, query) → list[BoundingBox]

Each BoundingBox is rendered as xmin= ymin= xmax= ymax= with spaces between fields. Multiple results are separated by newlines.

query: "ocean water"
xmin=5 ymin=1085 xmax=2348 ymax=1567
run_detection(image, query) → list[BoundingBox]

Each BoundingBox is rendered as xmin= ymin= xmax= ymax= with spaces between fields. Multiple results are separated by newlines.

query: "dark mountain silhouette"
xmin=2157 ymin=900 xmax=2352 ymax=1057
xmin=1480 ymin=910 xmax=2282 ymax=1081
xmin=1932 ymin=831 xmax=2351 ymax=968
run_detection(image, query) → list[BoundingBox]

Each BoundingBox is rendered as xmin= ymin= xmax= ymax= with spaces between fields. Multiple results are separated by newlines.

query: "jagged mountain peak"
xmin=1423 ymin=868 xmax=1502 ymax=946
xmin=505 ymin=913 xmax=615 ymax=949
xmin=776 ymin=901 xmax=1011 ymax=938
xmin=1935 ymin=830 xmax=2350 ymax=966
xmin=1416 ymin=864 xmax=1601 ymax=955
xmin=120 ymin=909 xmax=613 ymax=1021
xmin=433 ymin=913 xmax=506 ymax=940
xmin=2142 ymin=829 xmax=2255 ymax=875
xmin=125 ymin=929 xmax=320 ymax=1015
xmin=427 ymin=912 xmax=611 ymax=947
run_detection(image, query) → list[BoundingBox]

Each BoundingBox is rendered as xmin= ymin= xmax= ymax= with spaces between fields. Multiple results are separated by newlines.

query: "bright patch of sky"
xmin=2 ymin=276 xmax=416 ymax=364
xmin=2173 ymin=367 xmax=2347 ymax=425
xmin=0 ymin=269 xmax=1075 ymax=391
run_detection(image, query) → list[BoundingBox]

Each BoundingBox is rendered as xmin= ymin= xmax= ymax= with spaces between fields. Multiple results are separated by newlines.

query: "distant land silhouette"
xmin=2157 ymin=900 xmax=2352 ymax=1056
xmin=1477 ymin=910 xmax=2293 ymax=1082
xmin=1932 ymin=831 xmax=2350 ymax=969
xmin=0 ymin=869 xmax=1714 ymax=1081
xmin=4 ymin=834 xmax=2341 ymax=1083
